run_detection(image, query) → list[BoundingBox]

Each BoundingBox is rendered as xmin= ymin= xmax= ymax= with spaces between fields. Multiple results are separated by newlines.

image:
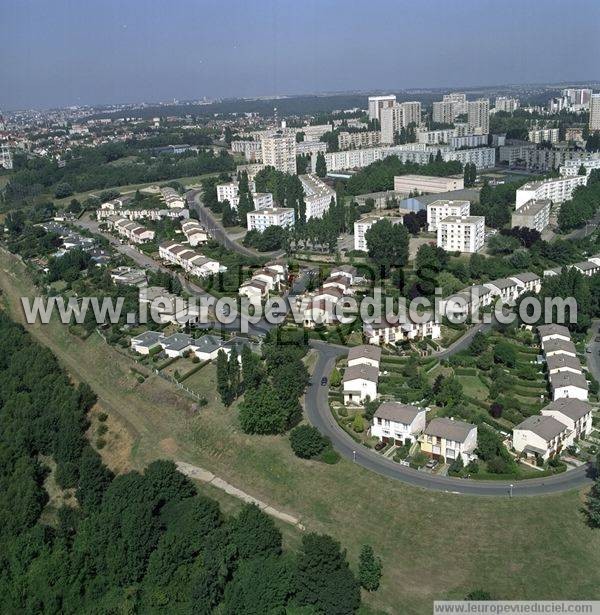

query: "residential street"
xmin=304 ymin=340 xmax=594 ymax=496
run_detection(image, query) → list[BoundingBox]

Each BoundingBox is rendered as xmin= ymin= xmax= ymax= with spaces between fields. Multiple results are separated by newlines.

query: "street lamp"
xmin=353 ymin=450 xmax=356 ymax=462
xmin=509 ymin=483 xmax=513 ymax=498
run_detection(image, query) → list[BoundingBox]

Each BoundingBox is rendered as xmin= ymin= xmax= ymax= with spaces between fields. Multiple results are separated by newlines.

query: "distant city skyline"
xmin=2 ymin=0 xmax=600 ymax=110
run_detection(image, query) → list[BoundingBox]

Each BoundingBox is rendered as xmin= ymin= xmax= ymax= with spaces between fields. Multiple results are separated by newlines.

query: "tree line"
xmin=0 ymin=313 xmax=376 ymax=613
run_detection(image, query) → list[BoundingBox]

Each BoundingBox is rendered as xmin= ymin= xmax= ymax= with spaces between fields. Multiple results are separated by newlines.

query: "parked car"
xmin=425 ymin=458 xmax=438 ymax=470
xmin=374 ymin=441 xmax=386 ymax=451
xmin=595 ymin=336 xmax=600 ymax=342
xmin=320 ymin=377 xmax=328 ymax=386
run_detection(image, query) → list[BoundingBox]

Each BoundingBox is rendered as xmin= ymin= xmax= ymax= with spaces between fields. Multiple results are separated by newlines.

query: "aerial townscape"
xmin=2 ymin=1 xmax=600 ymax=614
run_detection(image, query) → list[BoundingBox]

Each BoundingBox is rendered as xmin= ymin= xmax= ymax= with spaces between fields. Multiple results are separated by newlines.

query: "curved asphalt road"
xmin=305 ymin=340 xmax=595 ymax=496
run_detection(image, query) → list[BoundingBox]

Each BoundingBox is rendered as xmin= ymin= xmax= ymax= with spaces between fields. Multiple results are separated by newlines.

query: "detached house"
xmin=342 ymin=364 xmax=379 ymax=405
xmin=418 ymin=417 xmax=477 ymax=464
xmin=513 ymin=414 xmax=573 ymax=461
xmin=371 ymin=402 xmax=427 ymax=445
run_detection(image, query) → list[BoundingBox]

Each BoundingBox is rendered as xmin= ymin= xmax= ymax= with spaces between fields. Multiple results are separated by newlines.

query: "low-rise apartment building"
xmin=511 ymin=199 xmax=551 ymax=232
xmin=515 ymin=175 xmax=588 ymax=208
xmin=354 ymin=214 xmax=404 ymax=252
xmin=437 ymin=215 xmax=485 ymax=253
xmin=513 ymin=414 xmax=573 ymax=461
xmin=426 ymin=199 xmax=470 ymax=231
xmin=300 ymin=174 xmax=336 ymax=220
xmin=247 ymin=207 xmax=295 ymax=232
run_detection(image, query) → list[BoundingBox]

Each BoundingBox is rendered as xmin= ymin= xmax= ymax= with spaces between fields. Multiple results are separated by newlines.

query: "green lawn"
xmin=2 ymin=250 xmax=600 ymax=614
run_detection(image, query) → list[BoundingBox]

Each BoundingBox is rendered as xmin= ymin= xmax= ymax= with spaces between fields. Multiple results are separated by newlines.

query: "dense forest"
xmin=0 ymin=314 xmax=364 ymax=613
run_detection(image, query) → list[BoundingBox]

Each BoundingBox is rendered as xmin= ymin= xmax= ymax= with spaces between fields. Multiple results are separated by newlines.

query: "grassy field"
xmin=1 ymin=248 xmax=600 ymax=614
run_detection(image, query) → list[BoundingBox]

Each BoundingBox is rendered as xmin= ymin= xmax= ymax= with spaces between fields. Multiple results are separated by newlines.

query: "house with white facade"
xmin=541 ymin=398 xmax=593 ymax=439
xmin=549 ymin=371 xmax=589 ymax=401
xmin=371 ymin=402 xmax=427 ymax=445
xmin=130 ymin=331 xmax=163 ymax=355
xmin=509 ymin=272 xmax=542 ymax=295
xmin=181 ymin=220 xmax=209 ymax=246
xmin=342 ymin=364 xmax=379 ymax=405
xmin=513 ymin=414 xmax=573 ymax=461
xmin=538 ymin=324 xmax=572 ymax=344
xmin=362 ymin=315 xmax=441 ymax=345
xmin=541 ymin=338 xmax=577 ymax=358
xmin=484 ymin=278 xmax=521 ymax=303
xmin=347 ymin=345 xmax=382 ymax=369
xmin=545 ymin=353 xmax=584 ymax=376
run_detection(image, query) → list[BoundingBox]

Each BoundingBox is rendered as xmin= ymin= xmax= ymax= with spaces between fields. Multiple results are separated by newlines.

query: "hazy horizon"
xmin=2 ymin=0 xmax=599 ymax=110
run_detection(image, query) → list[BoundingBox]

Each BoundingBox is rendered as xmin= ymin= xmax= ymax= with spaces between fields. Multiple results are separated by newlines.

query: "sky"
xmin=1 ymin=0 xmax=599 ymax=110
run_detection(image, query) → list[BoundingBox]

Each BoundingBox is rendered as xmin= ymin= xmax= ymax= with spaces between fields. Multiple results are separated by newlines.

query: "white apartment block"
xmin=260 ymin=132 xmax=297 ymax=174
xmin=363 ymin=316 xmax=441 ymax=345
xmin=368 ymin=95 xmax=396 ymax=121
xmin=494 ymin=97 xmax=519 ymax=113
xmin=298 ymin=124 xmax=332 ymax=141
xmin=450 ymin=134 xmax=488 ymax=148
xmin=427 ymin=199 xmax=470 ymax=231
xmin=589 ymin=93 xmax=600 ymax=131
xmin=416 ymin=128 xmax=456 ymax=145
xmin=338 ymin=130 xmax=381 ymax=150
xmin=252 ymin=192 xmax=274 ymax=210
xmin=216 ymin=182 xmax=240 ymax=205
xmin=380 ymin=101 xmax=422 ymax=144
xmin=562 ymin=88 xmax=592 ymax=107
xmin=247 ymin=207 xmax=295 ymax=232
xmin=437 ymin=215 xmax=485 ymax=253
xmin=394 ymin=174 xmax=464 ymax=194
xmin=318 ymin=144 xmax=495 ymax=173
xmin=231 ymin=140 xmax=262 ymax=161
xmin=295 ymin=140 xmax=327 ymax=157
xmin=515 ymin=175 xmax=588 ymax=208
xmin=467 ymin=99 xmax=490 ymax=135
xmin=443 ymin=92 xmax=467 ymax=115
xmin=511 ymin=199 xmax=551 ymax=232
xmin=528 ymin=128 xmax=560 ymax=144
xmin=560 ymin=155 xmax=600 ymax=176
xmin=299 ymin=174 xmax=336 ymax=220
xmin=432 ymin=101 xmax=456 ymax=125
xmin=354 ymin=214 xmax=403 ymax=252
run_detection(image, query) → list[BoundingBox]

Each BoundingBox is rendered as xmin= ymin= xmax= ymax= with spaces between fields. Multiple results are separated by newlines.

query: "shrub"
xmin=448 ymin=456 xmax=464 ymax=477
xmin=96 ymin=438 xmax=106 ymax=449
xmin=97 ymin=424 xmax=108 ymax=437
xmin=97 ymin=412 xmax=108 ymax=422
xmin=352 ymin=414 xmax=364 ymax=433
xmin=289 ymin=425 xmax=328 ymax=459
xmin=319 ymin=447 xmax=340 ymax=464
